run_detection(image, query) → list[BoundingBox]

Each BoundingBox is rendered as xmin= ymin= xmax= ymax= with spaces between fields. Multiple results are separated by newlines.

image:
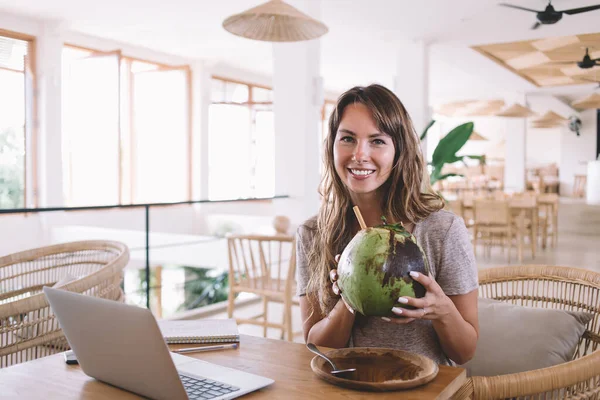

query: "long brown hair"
xmin=305 ymin=84 xmax=443 ymax=317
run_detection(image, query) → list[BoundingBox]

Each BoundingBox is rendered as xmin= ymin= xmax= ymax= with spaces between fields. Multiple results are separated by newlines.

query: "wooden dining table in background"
xmin=0 ymin=334 xmax=468 ymax=399
xmin=459 ymin=194 xmax=538 ymax=263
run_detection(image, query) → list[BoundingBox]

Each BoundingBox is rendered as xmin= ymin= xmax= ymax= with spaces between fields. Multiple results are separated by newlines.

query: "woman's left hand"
xmin=384 ymin=271 xmax=454 ymax=324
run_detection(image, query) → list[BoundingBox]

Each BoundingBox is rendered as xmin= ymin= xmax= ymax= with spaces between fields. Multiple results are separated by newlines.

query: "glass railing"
xmin=0 ymin=196 xmax=288 ymax=317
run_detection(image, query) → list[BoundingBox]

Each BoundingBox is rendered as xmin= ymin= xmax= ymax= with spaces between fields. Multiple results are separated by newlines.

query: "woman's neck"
xmin=350 ymin=193 xmax=384 ymax=228
xmin=350 ymin=192 xmax=415 ymax=233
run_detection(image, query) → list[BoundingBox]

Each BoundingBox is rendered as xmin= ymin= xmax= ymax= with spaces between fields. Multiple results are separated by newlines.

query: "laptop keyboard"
xmin=179 ymin=374 xmax=240 ymax=399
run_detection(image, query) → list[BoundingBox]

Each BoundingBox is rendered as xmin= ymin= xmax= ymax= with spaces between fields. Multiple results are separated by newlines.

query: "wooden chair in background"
xmin=226 ymin=234 xmax=300 ymax=342
xmin=490 ymin=190 xmax=509 ymax=201
xmin=446 ymin=198 xmax=464 ymax=219
xmin=473 ymin=199 xmax=514 ymax=262
xmin=446 ymin=198 xmax=475 ymax=241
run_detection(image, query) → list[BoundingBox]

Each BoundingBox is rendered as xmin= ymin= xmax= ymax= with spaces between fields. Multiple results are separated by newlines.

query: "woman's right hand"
xmin=330 ymin=254 xmax=355 ymax=314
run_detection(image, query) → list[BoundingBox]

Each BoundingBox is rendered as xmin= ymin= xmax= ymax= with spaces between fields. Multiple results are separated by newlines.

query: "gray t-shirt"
xmin=295 ymin=209 xmax=478 ymax=365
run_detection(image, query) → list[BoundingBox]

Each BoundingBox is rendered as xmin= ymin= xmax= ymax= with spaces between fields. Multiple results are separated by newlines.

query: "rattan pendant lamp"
xmin=494 ymin=103 xmax=535 ymax=118
xmin=572 ymin=92 xmax=600 ymax=110
xmin=222 ymin=0 xmax=329 ymax=42
xmin=534 ymin=111 xmax=568 ymax=123
xmin=469 ymin=131 xmax=488 ymax=141
xmin=530 ymin=111 xmax=567 ymax=129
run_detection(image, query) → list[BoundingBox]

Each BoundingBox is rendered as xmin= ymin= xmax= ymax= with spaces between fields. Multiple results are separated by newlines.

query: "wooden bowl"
xmin=310 ymin=347 xmax=439 ymax=391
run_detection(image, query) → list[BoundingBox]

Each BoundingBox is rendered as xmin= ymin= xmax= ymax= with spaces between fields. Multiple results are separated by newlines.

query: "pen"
xmin=174 ymin=343 xmax=239 ymax=354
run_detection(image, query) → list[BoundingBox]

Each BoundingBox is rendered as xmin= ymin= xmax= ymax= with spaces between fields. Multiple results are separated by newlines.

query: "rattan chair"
xmin=473 ymin=199 xmax=514 ymax=262
xmin=0 ymin=241 xmax=129 ymax=367
xmin=454 ymin=265 xmax=600 ymax=400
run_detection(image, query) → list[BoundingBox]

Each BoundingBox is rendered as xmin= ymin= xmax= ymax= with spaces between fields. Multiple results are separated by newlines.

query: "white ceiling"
xmin=1 ymin=0 xmax=600 ymax=104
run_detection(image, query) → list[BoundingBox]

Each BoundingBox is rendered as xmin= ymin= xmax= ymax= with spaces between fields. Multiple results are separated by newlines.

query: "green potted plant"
xmin=421 ymin=121 xmax=485 ymax=186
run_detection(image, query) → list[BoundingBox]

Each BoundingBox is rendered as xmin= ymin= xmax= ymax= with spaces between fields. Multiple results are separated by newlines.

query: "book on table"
xmin=157 ymin=318 xmax=240 ymax=345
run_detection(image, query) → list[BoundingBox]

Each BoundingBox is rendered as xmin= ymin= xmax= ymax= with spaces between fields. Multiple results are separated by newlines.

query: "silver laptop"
xmin=43 ymin=287 xmax=274 ymax=400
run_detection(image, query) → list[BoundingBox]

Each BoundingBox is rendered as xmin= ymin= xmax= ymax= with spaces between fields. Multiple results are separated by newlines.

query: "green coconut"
xmin=337 ymin=218 xmax=429 ymax=316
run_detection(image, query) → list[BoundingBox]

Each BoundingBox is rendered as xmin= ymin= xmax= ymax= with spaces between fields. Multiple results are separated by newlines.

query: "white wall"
xmin=559 ymin=109 xmax=597 ymax=196
xmin=526 ymin=127 xmax=561 ymax=167
xmin=394 ymin=40 xmax=430 ymax=160
xmin=0 ymin=213 xmax=47 ymax=255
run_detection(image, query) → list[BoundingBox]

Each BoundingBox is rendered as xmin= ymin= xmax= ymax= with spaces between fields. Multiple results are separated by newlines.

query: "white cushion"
xmin=462 ymin=297 xmax=593 ymax=376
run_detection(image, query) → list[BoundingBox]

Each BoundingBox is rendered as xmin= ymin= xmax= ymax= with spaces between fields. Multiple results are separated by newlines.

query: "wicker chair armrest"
xmin=464 ymin=350 xmax=600 ymax=399
xmin=583 ymin=330 xmax=600 ymax=344
xmin=0 ymin=240 xmax=128 ymax=268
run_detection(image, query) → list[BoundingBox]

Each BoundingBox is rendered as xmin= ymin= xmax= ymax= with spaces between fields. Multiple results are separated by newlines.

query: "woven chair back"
xmin=0 ymin=241 xmax=129 ymax=367
xmin=226 ymin=234 xmax=296 ymax=297
xmin=456 ymin=265 xmax=600 ymax=400
xmin=474 ymin=199 xmax=510 ymax=225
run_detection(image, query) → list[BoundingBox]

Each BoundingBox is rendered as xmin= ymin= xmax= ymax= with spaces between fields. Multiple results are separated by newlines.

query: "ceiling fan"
xmin=499 ymin=1 xmax=600 ymax=29
xmin=549 ymin=48 xmax=600 ymax=69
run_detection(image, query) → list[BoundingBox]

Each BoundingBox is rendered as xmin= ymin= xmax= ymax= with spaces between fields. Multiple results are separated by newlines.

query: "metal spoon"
xmin=306 ymin=343 xmax=356 ymax=379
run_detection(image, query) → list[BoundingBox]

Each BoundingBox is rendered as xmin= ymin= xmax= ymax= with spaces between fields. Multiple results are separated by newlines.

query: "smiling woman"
xmin=296 ymin=84 xmax=479 ymax=367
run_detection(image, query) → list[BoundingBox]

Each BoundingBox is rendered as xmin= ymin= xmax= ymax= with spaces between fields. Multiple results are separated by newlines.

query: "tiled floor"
xmin=205 ymin=199 xmax=600 ymax=343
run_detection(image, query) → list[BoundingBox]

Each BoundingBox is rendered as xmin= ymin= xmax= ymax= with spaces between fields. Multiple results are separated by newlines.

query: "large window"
xmin=208 ymin=77 xmax=274 ymax=200
xmin=127 ymin=60 xmax=190 ymax=203
xmin=62 ymin=45 xmax=191 ymax=206
xmin=0 ymin=32 xmax=34 ymax=209
xmin=62 ymin=46 xmax=121 ymax=206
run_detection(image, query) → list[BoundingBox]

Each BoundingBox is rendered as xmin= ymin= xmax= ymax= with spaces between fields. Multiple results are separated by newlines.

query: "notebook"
xmin=157 ymin=318 xmax=240 ymax=345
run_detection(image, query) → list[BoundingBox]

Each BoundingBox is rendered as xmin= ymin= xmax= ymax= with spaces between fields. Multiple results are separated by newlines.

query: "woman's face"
xmin=333 ymin=103 xmax=396 ymax=198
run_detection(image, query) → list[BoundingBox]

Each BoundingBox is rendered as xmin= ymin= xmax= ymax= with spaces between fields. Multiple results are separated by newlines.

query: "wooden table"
xmin=0 ymin=335 xmax=467 ymax=399
xmin=459 ymin=197 xmax=538 ymax=263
